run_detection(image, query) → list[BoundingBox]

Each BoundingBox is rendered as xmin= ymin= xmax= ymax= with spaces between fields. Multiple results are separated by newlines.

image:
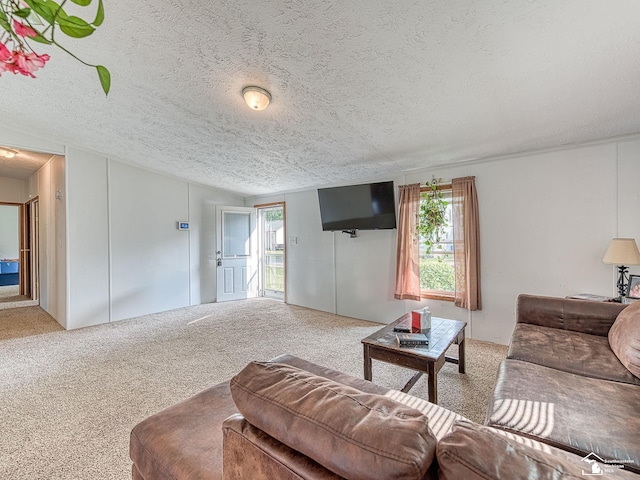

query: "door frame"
xmin=19 ymin=201 xmax=30 ymax=297
xmin=255 ymin=202 xmax=286 ymax=303
xmin=0 ymin=200 xmax=38 ymax=300
xmin=23 ymin=197 xmax=39 ymax=300
xmin=215 ymin=205 xmax=259 ymax=302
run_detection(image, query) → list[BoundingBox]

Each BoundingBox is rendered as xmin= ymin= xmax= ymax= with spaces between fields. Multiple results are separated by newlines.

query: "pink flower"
xmin=13 ymin=20 xmax=38 ymax=38
xmin=0 ymin=59 xmax=19 ymax=75
xmin=0 ymin=43 xmax=11 ymax=62
xmin=0 ymin=44 xmax=13 ymax=77
xmin=13 ymin=51 xmax=49 ymax=78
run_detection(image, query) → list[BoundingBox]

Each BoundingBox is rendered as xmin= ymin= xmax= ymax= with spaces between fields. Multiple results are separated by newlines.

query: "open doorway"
xmin=0 ymin=200 xmax=39 ymax=308
xmin=257 ymin=203 xmax=285 ymax=301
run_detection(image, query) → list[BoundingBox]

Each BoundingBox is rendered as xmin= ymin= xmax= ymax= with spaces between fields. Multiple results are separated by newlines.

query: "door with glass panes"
xmin=215 ymin=206 xmax=258 ymax=302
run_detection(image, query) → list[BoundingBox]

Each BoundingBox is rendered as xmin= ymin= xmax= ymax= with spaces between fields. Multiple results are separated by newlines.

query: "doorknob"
xmin=217 ymin=258 xmax=222 ymax=267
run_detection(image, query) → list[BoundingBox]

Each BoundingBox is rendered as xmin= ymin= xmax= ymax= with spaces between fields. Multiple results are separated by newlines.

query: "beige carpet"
xmin=0 ymin=299 xmax=507 ymax=479
xmin=0 ymin=285 xmax=39 ymax=310
xmin=0 ymin=306 xmax=63 ymax=340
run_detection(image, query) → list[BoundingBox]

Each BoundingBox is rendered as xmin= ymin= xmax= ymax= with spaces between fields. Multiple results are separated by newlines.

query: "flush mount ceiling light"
xmin=242 ymin=86 xmax=271 ymax=111
xmin=0 ymin=147 xmax=18 ymax=159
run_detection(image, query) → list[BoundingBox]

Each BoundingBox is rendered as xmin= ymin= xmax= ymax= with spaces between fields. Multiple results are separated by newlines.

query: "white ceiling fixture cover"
xmin=242 ymin=86 xmax=271 ymax=111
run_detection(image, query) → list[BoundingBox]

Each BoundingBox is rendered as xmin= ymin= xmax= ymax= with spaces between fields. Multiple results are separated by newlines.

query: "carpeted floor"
xmin=0 ymin=285 xmax=39 ymax=310
xmin=0 ymin=285 xmax=20 ymax=300
xmin=0 ymin=306 xmax=64 ymax=340
xmin=0 ymin=299 xmax=507 ymax=479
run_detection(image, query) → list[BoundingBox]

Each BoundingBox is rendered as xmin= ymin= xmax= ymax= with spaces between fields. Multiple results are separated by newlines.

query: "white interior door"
xmin=216 ymin=206 xmax=258 ymax=302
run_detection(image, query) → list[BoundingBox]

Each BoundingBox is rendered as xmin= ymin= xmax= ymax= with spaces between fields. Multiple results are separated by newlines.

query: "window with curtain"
xmin=419 ymin=185 xmax=454 ymax=300
xmin=394 ymin=176 xmax=481 ymax=310
xmin=394 ymin=184 xmax=421 ymax=301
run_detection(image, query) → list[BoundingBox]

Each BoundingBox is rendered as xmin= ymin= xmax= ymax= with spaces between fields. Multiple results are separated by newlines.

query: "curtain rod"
xmin=421 ymin=177 xmax=451 ymax=190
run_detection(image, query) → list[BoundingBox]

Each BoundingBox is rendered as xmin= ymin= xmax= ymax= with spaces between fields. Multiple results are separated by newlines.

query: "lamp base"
xmin=616 ymin=265 xmax=629 ymax=298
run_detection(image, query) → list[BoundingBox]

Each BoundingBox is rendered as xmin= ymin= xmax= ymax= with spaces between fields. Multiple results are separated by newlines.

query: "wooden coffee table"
xmin=362 ymin=314 xmax=466 ymax=404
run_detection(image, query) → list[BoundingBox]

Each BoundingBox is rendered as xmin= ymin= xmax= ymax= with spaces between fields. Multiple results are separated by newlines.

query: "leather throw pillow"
xmin=609 ymin=301 xmax=640 ymax=379
xmin=230 ymin=361 xmax=436 ymax=480
xmin=437 ymin=420 xmax=638 ymax=479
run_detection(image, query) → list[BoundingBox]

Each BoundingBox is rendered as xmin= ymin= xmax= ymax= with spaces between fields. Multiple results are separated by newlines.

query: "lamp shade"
xmin=602 ymin=238 xmax=640 ymax=265
xmin=242 ymin=86 xmax=271 ymax=111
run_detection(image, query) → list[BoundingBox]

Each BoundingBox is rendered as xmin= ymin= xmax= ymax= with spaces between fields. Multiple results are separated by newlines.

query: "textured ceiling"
xmin=1 ymin=1 xmax=640 ymax=195
xmin=0 ymin=150 xmax=54 ymax=181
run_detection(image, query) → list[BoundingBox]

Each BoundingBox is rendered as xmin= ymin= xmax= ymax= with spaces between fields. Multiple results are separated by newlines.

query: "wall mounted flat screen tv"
xmin=317 ymin=180 xmax=397 ymax=231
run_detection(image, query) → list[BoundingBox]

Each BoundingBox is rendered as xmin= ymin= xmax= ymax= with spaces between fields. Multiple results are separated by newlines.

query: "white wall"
xmin=617 ymin=139 xmax=640 ymax=254
xmin=0 ymin=130 xmax=64 ymax=158
xmin=0 ymin=130 xmax=67 ymax=325
xmin=109 ymin=162 xmax=192 ymax=321
xmin=246 ymin=189 xmax=405 ymax=320
xmin=26 ymin=155 xmax=67 ymax=327
xmin=0 ymin=177 xmax=26 ymax=204
xmin=66 ymin=148 xmax=110 ymax=328
xmin=248 ymin=136 xmax=640 ymax=345
xmin=2 ymin=126 xmax=245 ymax=329
xmin=50 ymin=155 xmax=67 ymax=325
xmin=3 ymin=124 xmax=638 ymax=339
xmin=335 ymin=228 xmax=399 ymax=321
xmin=283 ymin=191 xmax=337 ymax=312
xmin=0 ymin=205 xmax=19 ymax=259
xmin=188 ymin=184 xmax=245 ymax=305
xmin=403 ymin=142 xmax=619 ymax=344
xmin=63 ymin=150 xmax=245 ymax=328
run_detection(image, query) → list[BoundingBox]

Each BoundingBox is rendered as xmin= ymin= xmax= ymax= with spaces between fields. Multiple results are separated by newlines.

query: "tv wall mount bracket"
xmin=342 ymin=229 xmax=357 ymax=238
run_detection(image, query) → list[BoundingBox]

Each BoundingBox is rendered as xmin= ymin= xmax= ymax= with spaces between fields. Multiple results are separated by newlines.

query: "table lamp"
xmin=602 ymin=238 xmax=640 ymax=298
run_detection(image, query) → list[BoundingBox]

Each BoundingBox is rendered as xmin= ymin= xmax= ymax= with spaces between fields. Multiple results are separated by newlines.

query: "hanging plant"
xmin=417 ymin=177 xmax=448 ymax=254
xmin=0 ymin=0 xmax=110 ymax=94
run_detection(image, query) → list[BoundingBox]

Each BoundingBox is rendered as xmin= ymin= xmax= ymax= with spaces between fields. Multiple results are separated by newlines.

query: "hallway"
xmin=0 ymin=285 xmax=38 ymax=309
xmin=0 ymin=287 xmax=61 ymax=340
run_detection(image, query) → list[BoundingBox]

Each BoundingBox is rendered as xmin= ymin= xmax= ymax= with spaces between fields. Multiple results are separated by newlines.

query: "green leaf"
xmin=28 ymin=1 xmax=73 ymax=26
xmin=96 ymin=65 xmax=110 ymax=95
xmin=70 ymin=0 xmax=92 ymax=5
xmin=92 ymin=0 xmax=104 ymax=26
xmin=27 ymin=1 xmax=58 ymax=25
xmin=26 ymin=9 xmax=45 ymax=27
xmin=0 ymin=11 xmax=11 ymax=32
xmin=48 ymin=0 xmax=70 ymax=20
xmin=58 ymin=15 xmax=95 ymax=38
xmin=13 ymin=8 xmax=32 ymax=19
xmin=29 ymin=30 xmax=53 ymax=44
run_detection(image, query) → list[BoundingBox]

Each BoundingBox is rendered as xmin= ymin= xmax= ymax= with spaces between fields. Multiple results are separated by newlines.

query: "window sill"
xmin=421 ymin=291 xmax=455 ymax=302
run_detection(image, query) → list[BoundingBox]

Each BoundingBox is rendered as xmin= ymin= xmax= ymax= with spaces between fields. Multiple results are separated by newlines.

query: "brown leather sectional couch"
xmin=485 ymin=294 xmax=640 ymax=475
xmin=130 ymin=295 xmax=640 ymax=479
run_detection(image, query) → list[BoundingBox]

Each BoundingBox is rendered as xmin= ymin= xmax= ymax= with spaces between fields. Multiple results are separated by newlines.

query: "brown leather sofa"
xmin=485 ymin=294 xmax=640 ymax=474
xmin=129 ymin=355 xmax=464 ymax=480
xmin=130 ymin=295 xmax=640 ymax=479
